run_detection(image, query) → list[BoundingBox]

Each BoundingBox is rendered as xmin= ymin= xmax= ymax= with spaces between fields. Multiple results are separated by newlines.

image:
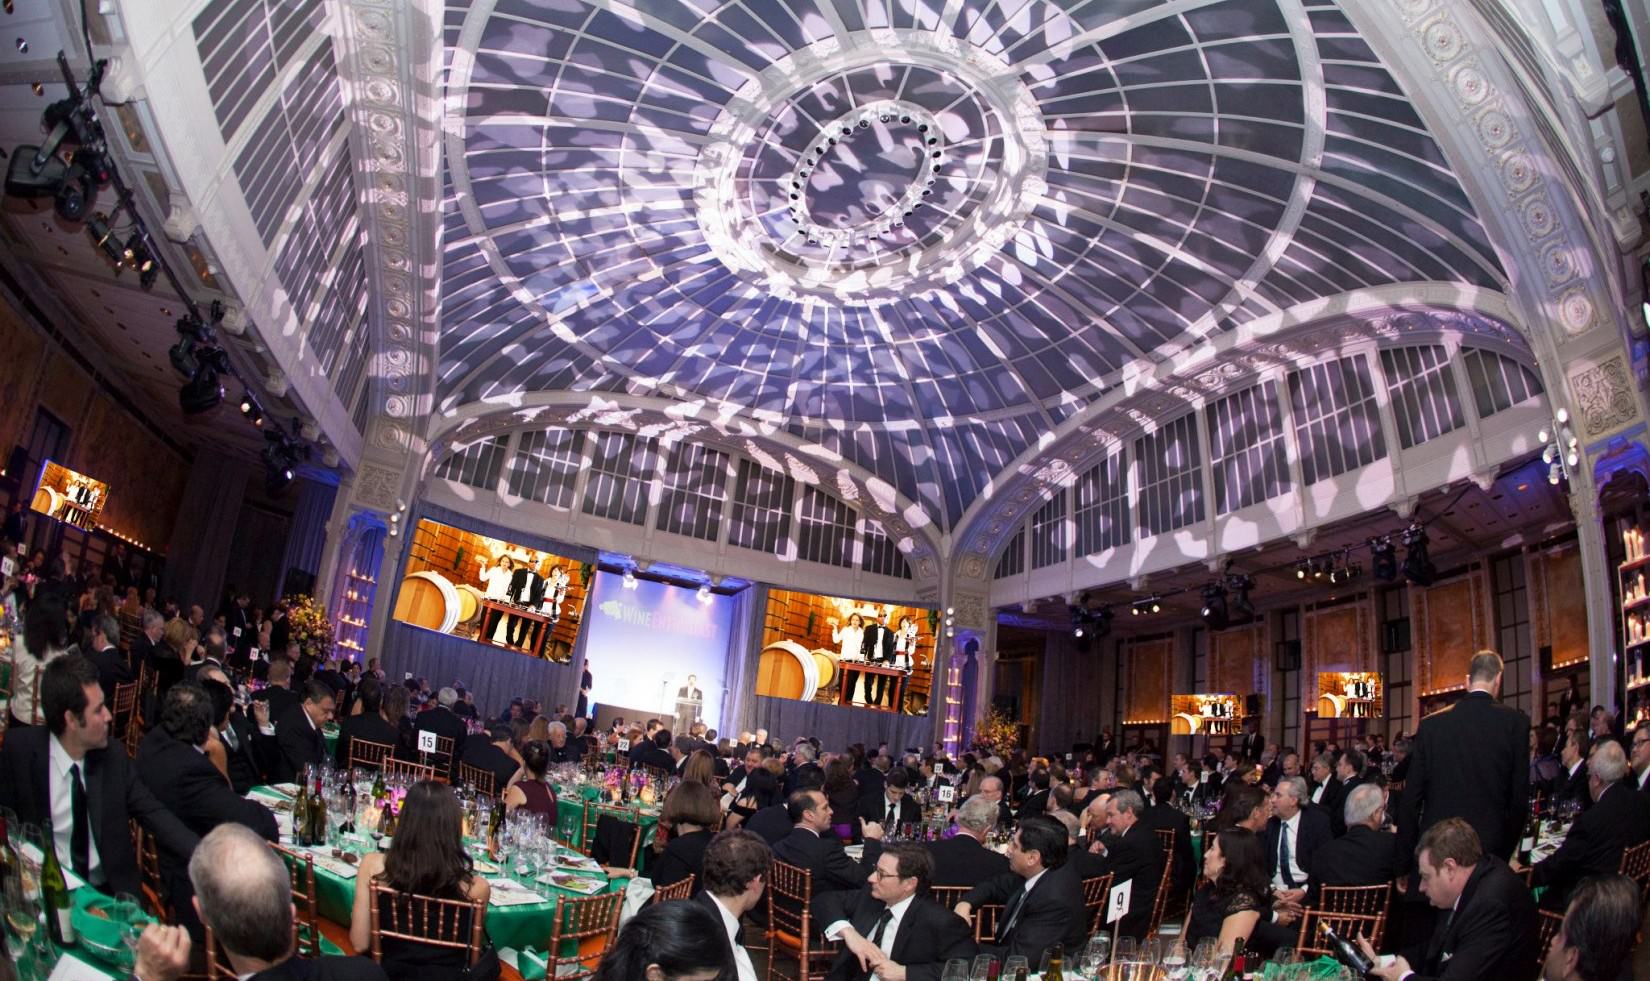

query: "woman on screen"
xmin=893 ymin=615 xmax=918 ymax=670
xmin=476 ymin=553 xmax=515 ymax=644
xmin=831 ymin=611 xmax=865 ymax=703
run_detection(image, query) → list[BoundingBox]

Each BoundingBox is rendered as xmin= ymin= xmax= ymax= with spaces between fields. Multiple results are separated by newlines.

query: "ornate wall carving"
xmin=1568 ymin=355 xmax=1638 ymax=438
xmin=1210 ymin=623 xmax=1269 ymax=701
xmin=1302 ymin=600 xmax=1377 ymax=682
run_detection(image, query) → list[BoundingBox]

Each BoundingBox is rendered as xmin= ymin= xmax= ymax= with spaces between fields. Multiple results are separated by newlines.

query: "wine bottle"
xmin=40 ymin=834 xmax=74 ymax=945
xmin=0 ymin=813 xmax=16 ymax=889
xmin=1045 ymin=944 xmax=1065 ymax=981
xmin=487 ymin=794 xmax=506 ymax=858
xmin=1319 ymin=921 xmax=1374 ymax=977
xmin=1519 ymin=809 xmax=1537 ymax=865
xmin=308 ymin=772 xmax=328 ymax=847
xmin=1225 ymin=938 xmax=1246 ymax=981
xmin=293 ymin=776 xmax=312 ymax=847
xmin=371 ymin=767 xmax=387 ymax=804
xmin=380 ymin=799 xmax=398 ymax=838
xmin=1012 ymin=967 xmax=1028 ymax=981
xmin=341 ymin=770 xmax=358 ymax=835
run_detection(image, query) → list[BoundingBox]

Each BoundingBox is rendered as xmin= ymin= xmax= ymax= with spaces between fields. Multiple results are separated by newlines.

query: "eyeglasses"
xmin=869 ymin=868 xmax=907 ymax=880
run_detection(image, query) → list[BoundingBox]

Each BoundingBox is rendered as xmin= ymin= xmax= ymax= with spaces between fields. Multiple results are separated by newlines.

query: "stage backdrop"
xmin=582 ymin=571 xmax=736 ymax=735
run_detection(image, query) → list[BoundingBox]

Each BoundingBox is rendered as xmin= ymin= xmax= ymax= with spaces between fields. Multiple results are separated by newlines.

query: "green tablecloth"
xmin=550 ymin=784 xmax=661 ymax=852
xmin=250 ymin=786 xmax=627 ymax=951
xmin=324 ymin=725 xmax=339 ymax=760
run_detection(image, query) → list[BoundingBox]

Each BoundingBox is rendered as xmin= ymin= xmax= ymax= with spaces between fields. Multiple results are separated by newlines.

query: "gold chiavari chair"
xmin=1295 ymin=909 xmax=1384 ymax=959
xmin=367 ymin=882 xmax=487 ymax=972
xmin=651 ymin=875 xmax=696 ymax=904
xmin=930 ymin=885 xmax=968 ymax=913
xmin=1082 ymin=873 xmax=1115 ymax=934
xmin=1318 ymin=883 xmax=1392 ymax=945
xmin=580 ymin=802 xmax=642 ymax=868
xmin=972 ymin=903 xmax=1004 ymax=945
xmin=383 ymin=756 xmax=438 ymax=784
xmin=543 ymin=891 xmax=623 ymax=981
xmin=270 ymin=843 xmax=322 ymax=957
xmin=766 ymin=860 xmax=837 ymax=981
xmin=129 ymin=821 xmax=166 ymax=919
xmin=458 ymin=762 xmax=498 ymax=799
xmin=348 ymin=738 xmax=395 ymax=771
xmin=1617 ymin=839 xmax=1650 ymax=898
xmin=1535 ymin=909 xmax=1565 ymax=975
xmin=1147 ymin=838 xmax=1176 ymax=934
xmin=112 ymin=680 xmax=139 ymax=738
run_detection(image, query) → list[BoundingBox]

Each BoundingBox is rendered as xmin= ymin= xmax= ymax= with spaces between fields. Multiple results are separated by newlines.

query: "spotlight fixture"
xmin=260 ymin=427 xmax=307 ymax=494
xmin=622 ymin=568 xmax=637 ymax=590
xmin=1370 ymin=537 xmax=1397 ymax=581
xmin=1226 ymin=574 xmax=1256 ymax=619
xmin=1401 ymin=523 xmax=1436 ymax=587
xmin=1131 ymin=596 xmax=1162 ymax=616
xmin=238 ymin=391 xmax=263 ymax=426
xmin=1200 ymin=582 xmax=1229 ymax=630
xmin=697 ymin=584 xmax=712 ymax=604
xmin=1295 ymin=561 xmax=1309 ymax=581
xmin=1538 ymin=407 xmax=1580 ymax=487
xmin=1070 ymin=604 xmax=1087 ymax=638
xmin=85 ymin=211 xmax=121 ymax=263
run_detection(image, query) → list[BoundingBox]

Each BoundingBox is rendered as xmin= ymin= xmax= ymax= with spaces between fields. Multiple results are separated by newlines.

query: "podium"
xmin=673 ymin=696 xmax=702 ymax=735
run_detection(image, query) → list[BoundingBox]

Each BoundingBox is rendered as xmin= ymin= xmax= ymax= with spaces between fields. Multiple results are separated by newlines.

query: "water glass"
xmin=1003 ymin=955 xmax=1029 ymax=978
xmin=1080 ymin=934 xmax=1111 ymax=979
xmin=970 ymin=954 xmax=996 ymax=981
xmin=941 ymin=960 xmax=969 ymax=981
xmin=1163 ymin=940 xmax=1190 ymax=981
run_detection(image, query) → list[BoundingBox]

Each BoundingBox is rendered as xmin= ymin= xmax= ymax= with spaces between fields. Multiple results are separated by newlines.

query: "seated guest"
xmin=635 ymin=729 xmax=677 ymax=772
xmin=85 ymin=613 xmax=133 ymax=707
xmin=501 ymin=741 xmax=557 ymax=817
xmin=1632 ymin=723 xmax=1650 ymax=792
xmin=1141 ymin=776 xmax=1195 ymax=901
xmin=857 ymin=767 xmax=920 ymax=835
xmin=1553 ymin=730 xmax=1592 ymax=812
xmin=412 ymin=688 xmax=471 ymax=779
xmin=1308 ymin=783 xmax=1400 ymax=893
xmin=0 ymin=653 xmax=199 ymax=895
xmin=927 ymin=795 xmax=1010 ymax=888
xmin=1018 ymin=768 xmax=1051 ymax=818
xmin=1515 ymin=739 xmax=1650 ymax=909
xmin=203 ymin=678 xmax=267 ymax=794
xmin=348 ymin=781 xmax=491 ymax=980
xmin=1363 ymin=819 xmax=1536 ymax=981
xmin=730 ymin=767 xmax=787 ymax=839
xmin=253 ymin=659 xmax=300 ymax=719
xmin=682 ymin=749 xmax=719 ymax=791
xmin=1308 ymin=753 xmax=1342 ymax=813
xmin=1184 ymin=828 xmax=1271 ymax=953
xmin=190 ymin=824 xmax=387 ymax=981
xmin=1219 ymin=781 xmax=1270 ymax=834
xmin=545 ymin=720 xmax=580 ymax=765
xmin=819 ymin=843 xmax=976 ymax=980
xmin=1530 ymin=726 xmax=1563 ymax=792
xmin=772 ymin=789 xmax=884 ymax=893
xmin=335 ymin=678 xmax=401 ymax=769
xmin=1089 ymin=789 xmax=1163 ymax=939
xmin=972 ymin=774 xmax=1016 ymax=829
xmin=652 ymin=781 xmax=721 ymax=893
xmin=137 ymin=683 xmax=278 ymax=840
xmin=458 ymin=724 xmax=522 ymax=793
xmin=955 ymin=815 xmax=1086 ymax=964
xmin=1540 ymin=874 xmax=1642 ymax=981
xmin=1329 ymin=750 xmax=1367 ymax=836
xmin=592 ymin=899 xmax=733 ymax=981
xmin=270 ymin=681 xmax=336 ymax=783
xmin=1265 ymin=776 xmax=1329 ymax=905
xmin=697 ymin=829 xmax=771 ymax=981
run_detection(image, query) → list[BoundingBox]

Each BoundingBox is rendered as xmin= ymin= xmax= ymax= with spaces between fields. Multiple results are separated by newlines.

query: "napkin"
xmin=486 ymin=878 xmax=547 ymax=907
xmin=46 ymin=953 xmax=111 ymax=981
xmin=543 ymin=872 xmax=606 ymax=895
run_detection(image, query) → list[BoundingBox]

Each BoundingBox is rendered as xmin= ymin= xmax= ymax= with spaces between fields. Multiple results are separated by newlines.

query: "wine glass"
xmin=942 ymin=960 xmax=969 ymax=981
xmin=1003 ymin=955 xmax=1029 ymax=978
xmin=1081 ymin=933 xmax=1111 ymax=979
xmin=5 ymin=884 xmax=38 ymax=979
xmin=970 ymin=954 xmax=996 ymax=981
xmin=1164 ymin=940 xmax=1190 ymax=981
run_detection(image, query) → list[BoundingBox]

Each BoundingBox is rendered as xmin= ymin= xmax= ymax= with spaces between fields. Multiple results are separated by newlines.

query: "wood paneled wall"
xmin=1411 ymin=568 xmax=1494 ymax=696
xmin=1124 ymin=636 xmax=1174 ymax=724
xmin=1529 ymin=544 xmax=1588 ymax=670
xmin=1210 ymin=623 xmax=1268 ymax=701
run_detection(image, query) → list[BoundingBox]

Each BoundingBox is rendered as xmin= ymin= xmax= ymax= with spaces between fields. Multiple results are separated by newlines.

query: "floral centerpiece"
xmin=973 ymin=707 xmax=1020 ymax=757
xmin=284 ymin=593 xmax=336 ymax=660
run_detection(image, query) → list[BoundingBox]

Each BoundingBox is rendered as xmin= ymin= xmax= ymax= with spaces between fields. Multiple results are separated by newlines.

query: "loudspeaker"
xmin=1382 ymin=618 xmax=1411 ymax=654
xmin=1244 ymin=693 xmax=1262 ymax=717
xmin=1275 ymin=639 xmax=1301 ymax=672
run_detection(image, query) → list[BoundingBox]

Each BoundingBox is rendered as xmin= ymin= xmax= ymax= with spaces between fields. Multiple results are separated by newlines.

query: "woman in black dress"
xmin=650 ymin=781 xmax=722 ymax=892
xmin=1183 ymin=827 xmax=1270 ymax=953
xmin=725 ymin=765 xmax=779 ymax=829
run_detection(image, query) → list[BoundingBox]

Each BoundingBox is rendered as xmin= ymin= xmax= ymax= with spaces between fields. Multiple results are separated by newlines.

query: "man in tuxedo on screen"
xmin=678 ymin=674 xmax=704 ymax=701
xmin=506 ymin=557 xmax=544 ymax=650
xmin=860 ymin=614 xmax=896 ymax=709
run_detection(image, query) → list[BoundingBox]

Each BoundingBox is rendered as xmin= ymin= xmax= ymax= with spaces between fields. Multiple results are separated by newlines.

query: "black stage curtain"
xmin=381 ymin=619 xmax=582 ymax=720
xmin=750 ymin=695 xmax=937 ymax=754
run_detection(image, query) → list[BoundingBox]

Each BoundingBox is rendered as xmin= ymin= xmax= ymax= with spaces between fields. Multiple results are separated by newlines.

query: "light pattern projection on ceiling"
xmin=436 ymin=0 xmax=1505 ymax=529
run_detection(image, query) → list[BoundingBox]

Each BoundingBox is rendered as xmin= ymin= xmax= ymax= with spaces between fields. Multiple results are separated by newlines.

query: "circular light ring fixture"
xmin=694 ymin=29 xmax=1048 ymax=306
xmin=783 ymin=99 xmax=947 ymax=250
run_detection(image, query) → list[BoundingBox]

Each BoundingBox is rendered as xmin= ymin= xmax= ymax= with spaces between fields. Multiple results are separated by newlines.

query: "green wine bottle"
xmin=293 ymin=777 xmax=312 ymax=846
xmin=41 ymin=835 xmax=74 ymax=945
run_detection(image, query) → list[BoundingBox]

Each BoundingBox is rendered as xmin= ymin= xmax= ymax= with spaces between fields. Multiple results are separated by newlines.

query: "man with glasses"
xmin=1510 ymin=740 xmax=1650 ymax=910
xmin=819 ymin=843 xmax=976 ymax=981
xmin=954 ymin=815 xmax=1085 ymax=964
xmin=1630 ymin=724 xmax=1650 ymax=794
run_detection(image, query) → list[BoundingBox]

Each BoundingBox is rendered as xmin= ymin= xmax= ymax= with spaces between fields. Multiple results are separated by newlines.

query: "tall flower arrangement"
xmin=284 ymin=594 xmax=336 ymax=660
xmin=974 ymin=707 xmax=1019 ymax=757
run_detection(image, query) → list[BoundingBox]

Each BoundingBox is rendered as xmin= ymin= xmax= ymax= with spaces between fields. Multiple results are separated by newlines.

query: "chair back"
xmin=270 ymin=843 xmax=321 ymax=957
xmin=1319 ymin=884 xmax=1392 ymax=917
xmin=129 ymin=820 xmax=166 ymax=918
xmin=651 ymin=875 xmax=695 ymax=904
xmin=971 ymin=902 xmax=1004 ymax=945
xmin=581 ymin=802 xmax=642 ymax=868
xmin=1295 ymin=909 xmax=1385 ymax=959
xmin=349 ymin=738 xmax=395 ymax=771
xmin=1535 ymin=909 xmax=1565 ymax=974
xmin=1617 ymin=840 xmax=1650 ymax=897
xmin=383 ymin=756 xmax=439 ymax=784
xmin=459 ymin=762 xmax=498 ymax=799
xmin=367 ymin=880 xmax=486 ymax=967
xmin=929 ymin=885 xmax=968 ymax=912
xmin=767 ymin=860 xmax=837 ymax=981
xmin=1082 ymin=873 xmax=1115 ymax=934
xmin=112 ymin=680 xmax=139 ymax=733
xmin=1147 ymin=832 xmax=1175 ymax=934
xmin=545 ymin=891 xmax=623 ymax=981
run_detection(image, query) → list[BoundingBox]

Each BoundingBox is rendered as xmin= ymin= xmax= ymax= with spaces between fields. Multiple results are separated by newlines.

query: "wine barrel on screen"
xmin=755 ymin=640 xmax=819 ymax=701
xmin=453 ymin=584 xmax=483 ymax=626
xmin=1319 ymin=693 xmax=1345 ymax=718
xmin=1171 ymin=712 xmax=1201 ymax=736
xmin=811 ymin=649 xmax=837 ymax=692
xmin=393 ymin=571 xmax=460 ymax=634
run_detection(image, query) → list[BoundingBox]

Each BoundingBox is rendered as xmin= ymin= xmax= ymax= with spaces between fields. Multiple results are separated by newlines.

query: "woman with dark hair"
xmin=502 ymin=740 xmax=557 ymax=816
xmin=650 ymin=782 xmax=721 ymax=892
xmin=9 ymin=590 xmax=73 ymax=727
xmin=822 ymin=757 xmax=858 ymax=838
xmin=200 ymin=676 xmax=235 ymax=783
xmin=1184 ymin=827 xmax=1271 ymax=952
xmin=725 ymin=765 xmax=779 ymax=830
xmin=592 ymin=900 xmax=733 ymax=981
xmin=682 ymin=748 xmax=718 ymax=790
xmin=349 ymin=781 xmax=491 ymax=978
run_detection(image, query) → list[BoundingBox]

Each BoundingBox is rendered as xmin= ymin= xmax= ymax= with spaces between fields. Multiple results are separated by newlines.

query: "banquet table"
xmin=249 ymin=785 xmax=629 ymax=951
xmin=550 ymin=782 xmax=662 ymax=852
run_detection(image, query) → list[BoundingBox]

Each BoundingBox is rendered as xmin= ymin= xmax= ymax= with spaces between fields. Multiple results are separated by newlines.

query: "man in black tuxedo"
xmin=1308 ymin=753 xmax=1344 ymax=823
xmin=1308 ymin=783 xmax=1401 ymax=893
xmin=333 ymin=678 xmax=400 ymax=768
xmin=973 ymin=774 xmax=1016 ymax=829
xmin=226 ymin=593 xmax=255 ymax=666
xmin=860 ymin=618 xmax=896 ymax=708
xmin=189 ymin=824 xmax=388 ymax=981
xmin=677 ymin=674 xmax=704 ymax=701
xmin=956 ymin=815 xmax=1086 ymax=963
xmin=270 ymin=682 xmax=336 ymax=783
xmin=1540 ymin=875 xmax=1643 ymax=981
xmin=698 ymin=829 xmax=771 ymax=981
xmin=130 ymin=609 xmax=165 ymax=676
xmin=1514 ymin=740 xmax=1650 ymax=910
xmin=505 ymin=562 xmax=544 ymax=649
xmin=1239 ymin=717 xmax=1265 ymax=762
xmin=1361 ymin=819 xmax=1535 ymax=981
xmin=206 ymin=679 xmax=273 ymax=795
xmin=459 ymin=724 xmax=522 ymax=793
xmin=928 ymin=796 xmax=1010 ymax=888
xmin=1018 ymin=768 xmax=1052 ymax=820
xmin=635 ymin=729 xmax=677 ymax=772
xmin=1088 ymin=789 xmax=1163 ymax=939
xmin=412 ymin=688 xmax=472 ymax=779
xmin=253 ymin=659 xmax=301 ymax=721
xmin=1630 ymin=723 xmax=1650 ymax=793
xmin=771 ymin=789 xmax=885 ymax=894
xmin=1094 ymin=727 xmax=1117 ymax=766
xmin=1330 ymin=749 xmax=1370 ymax=837
xmin=1397 ymin=651 xmax=1531 ymax=872
xmin=85 ymin=614 xmax=133 ymax=707
xmin=1140 ymin=777 xmax=1195 ymax=901
xmin=1552 ymin=729 xmax=1591 ymax=812
xmin=744 ymin=800 xmax=794 ymax=844
xmin=0 ymin=653 xmax=198 ymax=897
xmin=137 ymin=683 xmax=278 ymax=936
xmin=856 ymin=767 xmax=920 ymax=836
xmin=819 ymin=843 xmax=976 ymax=981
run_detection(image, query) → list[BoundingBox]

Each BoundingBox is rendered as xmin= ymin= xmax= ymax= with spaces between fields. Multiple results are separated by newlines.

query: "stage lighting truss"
xmin=1069 ymin=601 xmax=1113 ymax=640
xmin=1538 ymin=407 xmax=1580 ymax=487
xmin=1200 ymin=581 xmax=1229 ymax=630
xmin=1401 ymin=523 xmax=1436 ymax=587
xmin=1130 ymin=595 xmax=1162 ymax=617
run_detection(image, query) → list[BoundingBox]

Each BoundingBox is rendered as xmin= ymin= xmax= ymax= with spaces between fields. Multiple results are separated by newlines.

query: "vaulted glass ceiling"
xmin=435 ymin=0 xmax=1506 ymax=528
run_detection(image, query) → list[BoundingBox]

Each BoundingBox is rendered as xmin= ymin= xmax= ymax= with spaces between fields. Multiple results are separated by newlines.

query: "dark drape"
xmin=276 ymin=478 xmax=338 ymax=599
xmin=221 ymin=503 xmax=291 ymax=610
xmin=381 ymin=619 xmax=583 ymax=720
xmin=749 ymin=696 xmax=936 ymax=753
xmin=163 ymin=457 xmax=250 ymax=611
xmin=1038 ymin=631 xmax=1106 ymax=752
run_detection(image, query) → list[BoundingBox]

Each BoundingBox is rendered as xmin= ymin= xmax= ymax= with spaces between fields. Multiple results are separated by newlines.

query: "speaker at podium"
xmin=669 ymin=673 xmax=705 ymax=736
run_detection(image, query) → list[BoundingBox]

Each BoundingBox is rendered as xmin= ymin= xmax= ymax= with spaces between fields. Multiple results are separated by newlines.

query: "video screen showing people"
xmin=1171 ymin=694 xmax=1242 ymax=735
xmin=758 ymin=589 xmax=934 ymax=716
xmin=30 ymin=460 xmax=108 ymax=531
xmin=1317 ymin=671 xmax=1383 ymax=718
xmin=391 ymin=518 xmax=587 ymax=662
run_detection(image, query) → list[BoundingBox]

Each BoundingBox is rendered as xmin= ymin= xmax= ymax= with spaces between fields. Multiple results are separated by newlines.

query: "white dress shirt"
xmin=1270 ymin=811 xmax=1307 ymax=891
xmin=825 ymin=894 xmax=915 ymax=981
xmin=1310 ymin=782 xmax=1325 ymax=804
xmin=708 ymin=893 xmax=757 ymax=981
xmin=48 ymin=735 xmax=101 ymax=883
